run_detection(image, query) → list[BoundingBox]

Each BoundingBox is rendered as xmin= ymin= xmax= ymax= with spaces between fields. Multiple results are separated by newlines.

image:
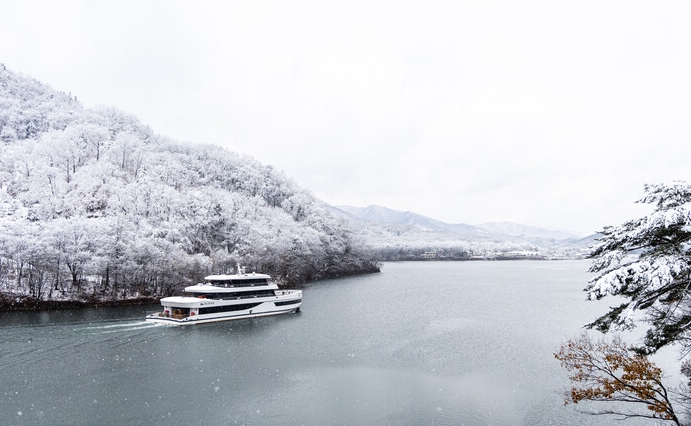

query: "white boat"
xmin=145 ymin=268 xmax=301 ymax=326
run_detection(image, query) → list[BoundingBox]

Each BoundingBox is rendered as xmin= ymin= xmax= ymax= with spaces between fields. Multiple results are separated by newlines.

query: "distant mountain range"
xmin=331 ymin=204 xmax=597 ymax=259
xmin=335 ymin=205 xmax=477 ymax=233
xmin=335 ymin=204 xmax=582 ymax=240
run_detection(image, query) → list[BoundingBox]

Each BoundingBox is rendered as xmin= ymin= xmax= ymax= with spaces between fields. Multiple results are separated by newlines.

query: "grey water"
xmin=0 ymin=261 xmax=653 ymax=425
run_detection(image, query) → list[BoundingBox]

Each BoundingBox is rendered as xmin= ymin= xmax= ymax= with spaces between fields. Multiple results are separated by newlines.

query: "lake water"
xmin=0 ymin=261 xmax=656 ymax=425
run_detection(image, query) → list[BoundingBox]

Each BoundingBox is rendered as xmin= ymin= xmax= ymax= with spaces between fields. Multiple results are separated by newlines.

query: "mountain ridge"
xmin=330 ymin=204 xmax=595 ymax=260
xmin=334 ymin=204 xmax=583 ymax=241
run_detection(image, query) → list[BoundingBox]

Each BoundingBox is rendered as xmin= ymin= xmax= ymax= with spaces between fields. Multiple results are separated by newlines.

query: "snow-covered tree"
xmin=586 ymin=181 xmax=691 ymax=354
xmin=557 ymin=181 xmax=691 ymax=424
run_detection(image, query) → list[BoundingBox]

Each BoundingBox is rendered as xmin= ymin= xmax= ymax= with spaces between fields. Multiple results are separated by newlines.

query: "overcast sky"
xmin=2 ymin=0 xmax=690 ymax=236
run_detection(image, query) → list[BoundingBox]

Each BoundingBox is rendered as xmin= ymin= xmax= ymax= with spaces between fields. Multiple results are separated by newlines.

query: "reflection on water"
xmin=0 ymin=261 xmax=652 ymax=425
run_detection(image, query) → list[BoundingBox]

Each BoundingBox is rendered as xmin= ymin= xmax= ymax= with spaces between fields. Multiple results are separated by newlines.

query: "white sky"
xmin=2 ymin=0 xmax=690 ymax=236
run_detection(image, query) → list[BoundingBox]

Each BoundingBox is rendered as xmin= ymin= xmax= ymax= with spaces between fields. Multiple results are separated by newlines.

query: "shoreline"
xmin=0 ymin=295 xmax=160 ymax=312
xmin=0 ymin=260 xmax=585 ymax=312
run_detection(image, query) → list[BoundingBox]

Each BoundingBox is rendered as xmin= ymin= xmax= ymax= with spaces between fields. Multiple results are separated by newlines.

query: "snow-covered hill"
xmin=0 ymin=64 xmax=378 ymax=304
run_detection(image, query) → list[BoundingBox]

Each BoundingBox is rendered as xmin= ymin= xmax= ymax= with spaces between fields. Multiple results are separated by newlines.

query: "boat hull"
xmin=146 ymin=306 xmax=300 ymax=326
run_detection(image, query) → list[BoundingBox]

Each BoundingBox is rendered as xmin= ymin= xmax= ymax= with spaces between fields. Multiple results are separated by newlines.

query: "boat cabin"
xmin=205 ymin=277 xmax=270 ymax=288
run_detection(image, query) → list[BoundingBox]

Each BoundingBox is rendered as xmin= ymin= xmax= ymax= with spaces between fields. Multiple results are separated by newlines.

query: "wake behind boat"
xmin=145 ymin=267 xmax=301 ymax=325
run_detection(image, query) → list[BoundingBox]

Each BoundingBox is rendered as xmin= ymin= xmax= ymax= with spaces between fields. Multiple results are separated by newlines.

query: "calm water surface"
xmin=1 ymin=261 xmax=653 ymax=425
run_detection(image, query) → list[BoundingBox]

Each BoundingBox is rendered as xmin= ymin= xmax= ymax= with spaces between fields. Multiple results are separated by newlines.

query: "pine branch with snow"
xmin=585 ymin=181 xmax=691 ymax=354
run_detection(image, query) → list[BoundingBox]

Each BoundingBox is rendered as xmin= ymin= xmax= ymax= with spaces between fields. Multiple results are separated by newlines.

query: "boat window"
xmin=193 ymin=293 xmax=223 ymax=299
xmin=223 ymin=290 xmax=276 ymax=299
xmin=199 ymin=303 xmax=262 ymax=315
xmin=275 ymin=299 xmax=301 ymax=306
xmin=207 ymin=278 xmax=269 ymax=287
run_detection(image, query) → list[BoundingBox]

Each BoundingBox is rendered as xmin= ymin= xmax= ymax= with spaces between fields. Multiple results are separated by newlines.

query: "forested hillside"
xmin=0 ymin=64 xmax=378 ymax=307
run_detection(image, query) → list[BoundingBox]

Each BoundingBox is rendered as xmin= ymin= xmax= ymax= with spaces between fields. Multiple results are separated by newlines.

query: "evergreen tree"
xmin=586 ymin=181 xmax=691 ymax=354
xmin=557 ymin=181 xmax=691 ymax=424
